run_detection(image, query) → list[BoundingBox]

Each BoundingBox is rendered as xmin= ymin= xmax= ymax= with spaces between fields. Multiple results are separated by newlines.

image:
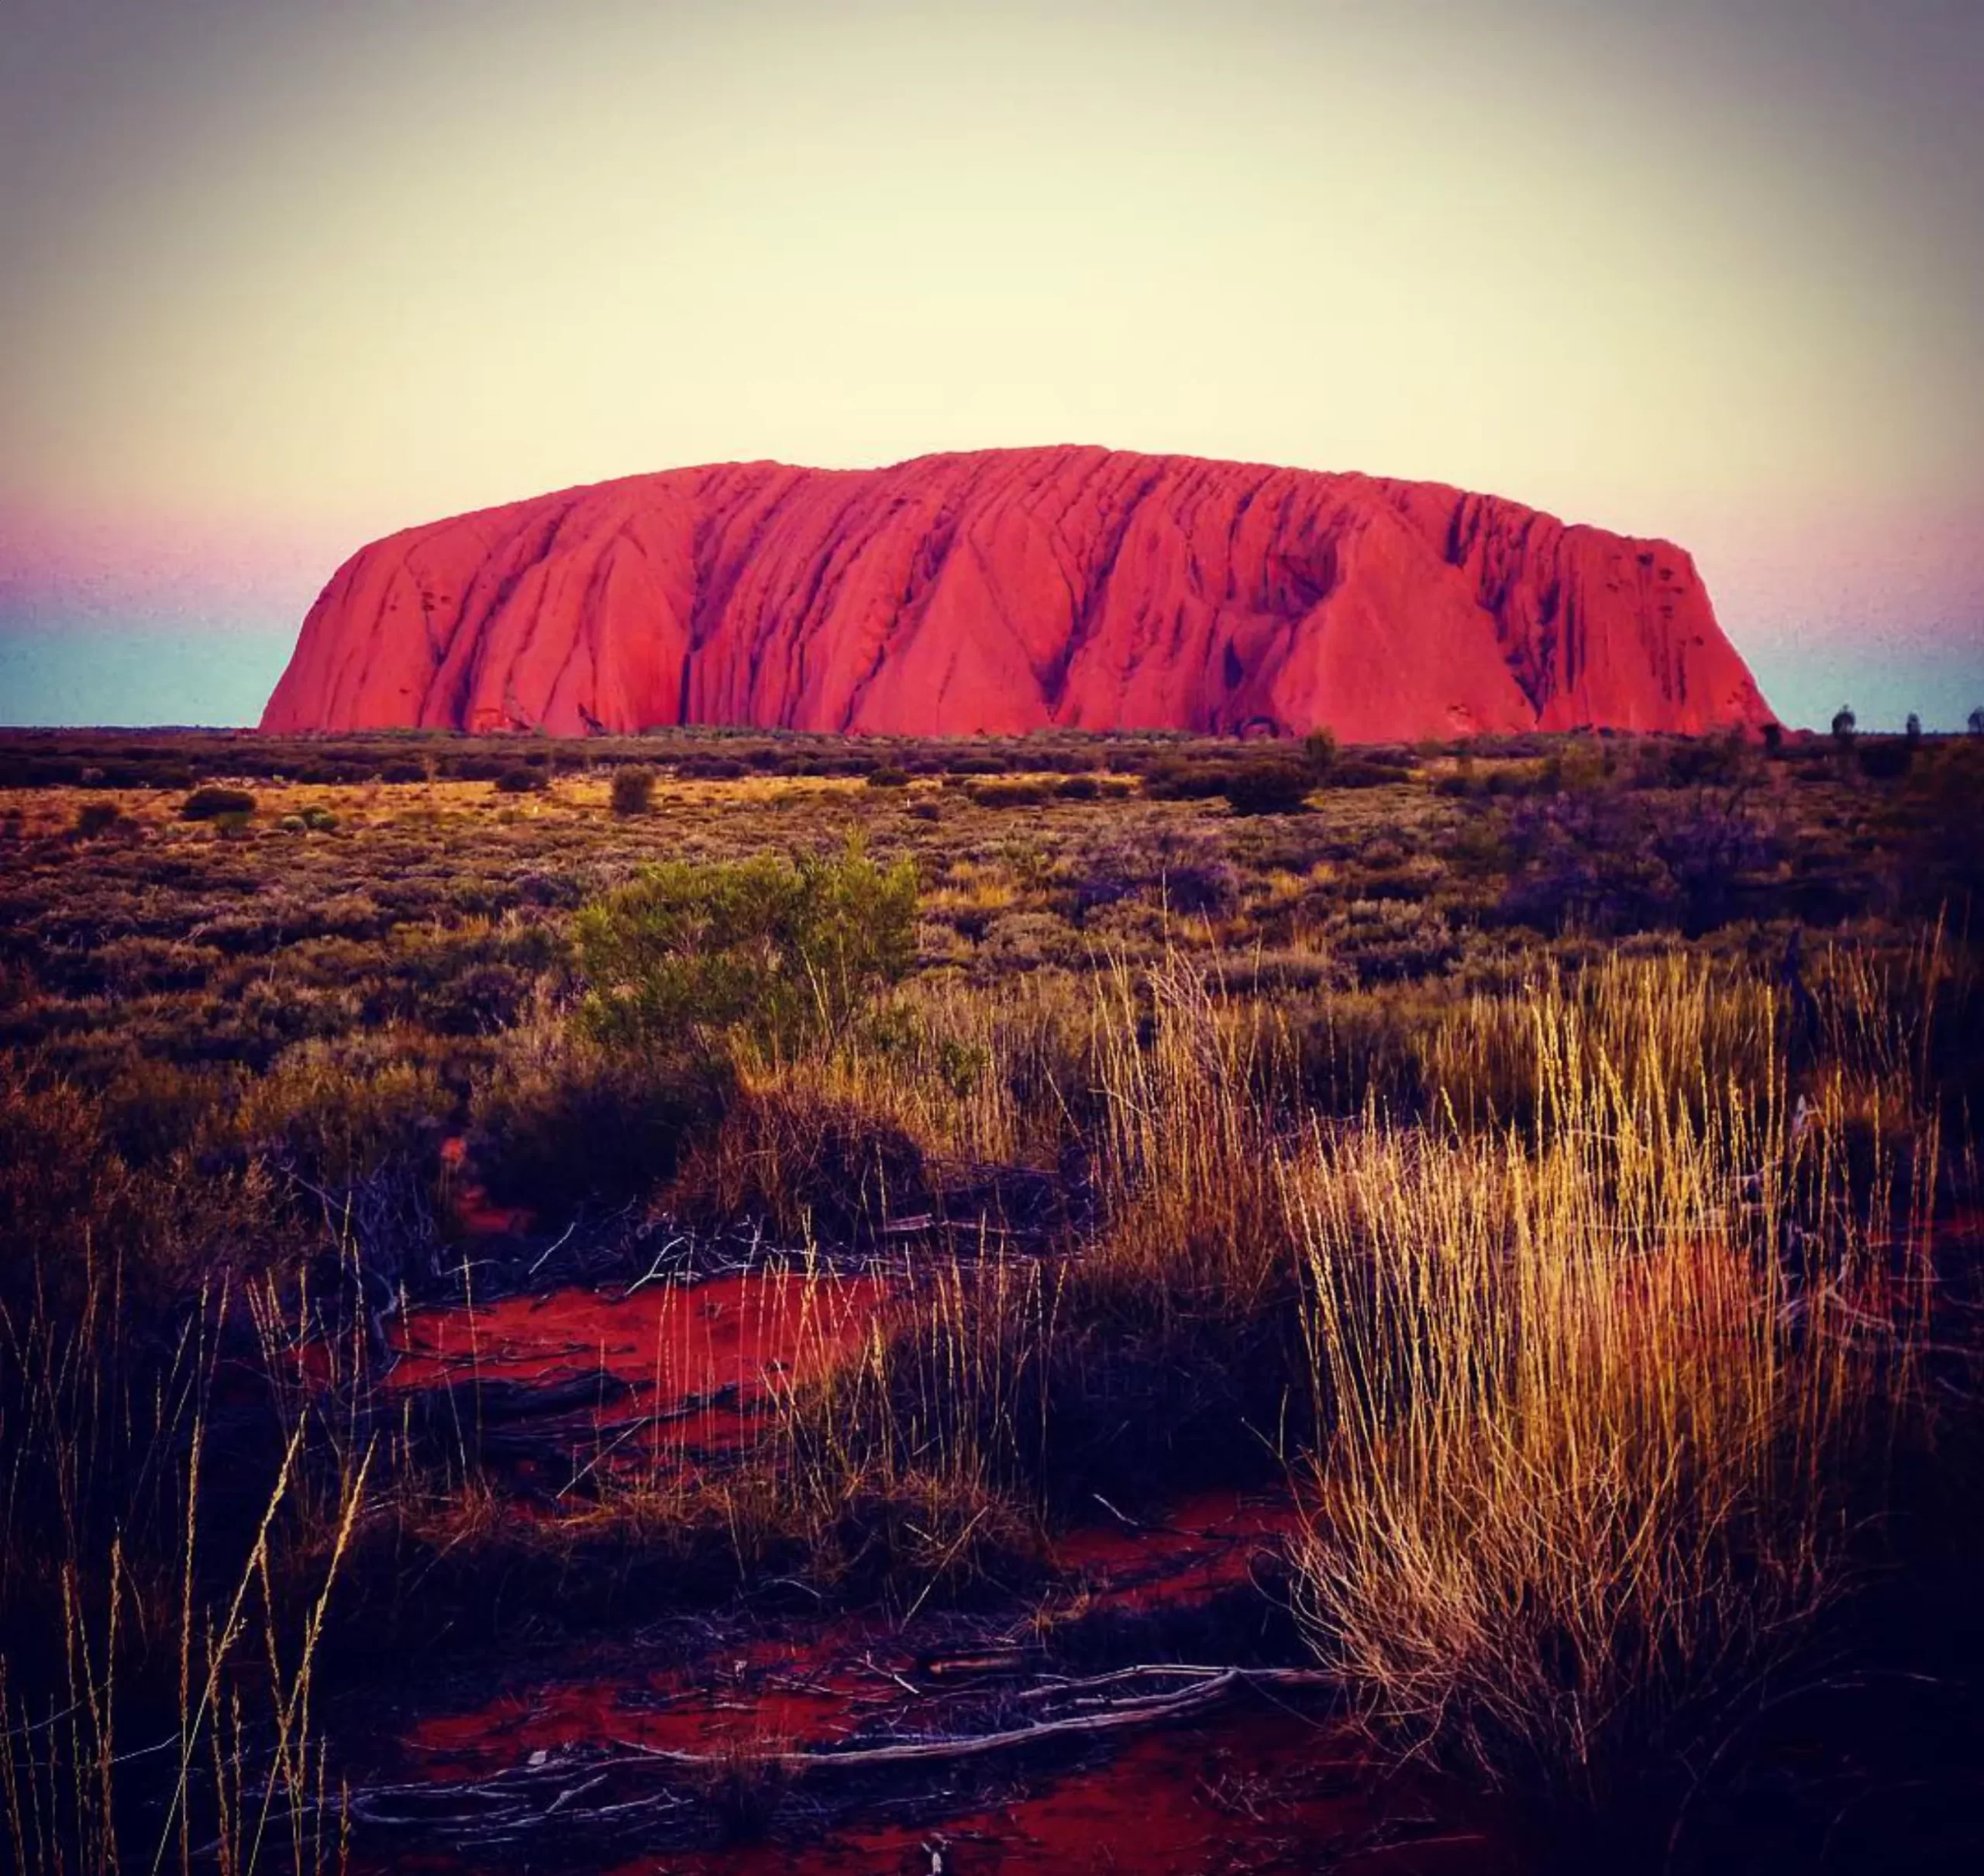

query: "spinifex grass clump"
xmin=1287 ymin=962 xmax=1935 ymax=1864
xmin=767 ymin=957 xmax=1314 ymax=1536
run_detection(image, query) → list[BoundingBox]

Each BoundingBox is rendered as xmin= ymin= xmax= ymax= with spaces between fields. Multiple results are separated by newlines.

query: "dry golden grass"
xmin=2 ymin=736 xmax=1975 ymax=1870
xmin=0 ymin=1276 xmax=370 ymax=1876
xmin=1287 ymin=955 xmax=1935 ymax=1843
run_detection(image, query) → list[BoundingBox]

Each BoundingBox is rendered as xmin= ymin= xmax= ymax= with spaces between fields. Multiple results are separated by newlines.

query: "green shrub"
xmin=1856 ymin=738 xmax=1914 ymax=783
xmin=73 ymin=801 xmax=123 ymax=838
xmin=610 ymin=766 xmax=657 ymax=815
xmin=100 ymin=1058 xmax=234 ymax=1166
xmin=1324 ymin=759 xmax=1410 ymax=789
xmin=864 ymin=765 xmax=911 ymax=790
xmin=676 ymin=754 xmax=747 ymax=781
xmin=474 ymin=1034 xmax=718 ymax=1213
xmin=1142 ymin=755 xmax=1231 ymax=800
xmin=1635 ymin=733 xmax=1750 ymax=790
xmin=1221 ymin=759 xmax=1312 ymax=817
xmin=577 ymin=841 xmax=919 ymax=1057
xmin=237 ymin=1035 xmax=447 ymax=1188
xmin=967 ymin=779 xmax=1053 ymax=808
xmin=494 ymin=766 xmax=548 ymax=794
xmin=1547 ymin=736 xmax=1607 ymax=793
xmin=1897 ymin=742 xmax=1984 ymax=914
xmin=181 ymin=784 xmax=256 ymax=821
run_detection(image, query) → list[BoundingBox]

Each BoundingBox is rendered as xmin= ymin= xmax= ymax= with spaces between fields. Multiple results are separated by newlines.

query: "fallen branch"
xmin=337 ymin=1663 xmax=1336 ymax=1851
xmin=601 ymin=1664 xmax=1331 ymax=1772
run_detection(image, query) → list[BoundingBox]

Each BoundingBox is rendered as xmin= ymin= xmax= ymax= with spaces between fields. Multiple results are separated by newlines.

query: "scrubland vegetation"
xmin=1 ymin=724 xmax=1980 ymax=1872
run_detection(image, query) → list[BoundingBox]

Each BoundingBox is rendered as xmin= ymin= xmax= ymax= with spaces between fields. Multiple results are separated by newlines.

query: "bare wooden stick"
xmin=339 ymin=1663 xmax=1336 ymax=1841
xmin=603 ymin=1664 xmax=1333 ymax=1772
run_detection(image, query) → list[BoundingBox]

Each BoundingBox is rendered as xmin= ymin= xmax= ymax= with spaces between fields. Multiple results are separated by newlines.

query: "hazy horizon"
xmin=3 ymin=1 xmax=1980 ymax=731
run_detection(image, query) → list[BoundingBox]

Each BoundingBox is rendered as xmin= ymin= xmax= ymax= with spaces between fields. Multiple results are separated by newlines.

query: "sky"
xmin=1 ymin=0 xmax=1979 ymax=731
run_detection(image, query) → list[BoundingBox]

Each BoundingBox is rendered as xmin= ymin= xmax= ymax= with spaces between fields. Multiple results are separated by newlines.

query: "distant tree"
xmin=1759 ymin=721 xmax=1783 ymax=755
xmin=1905 ymin=712 xmax=1923 ymax=746
xmin=1831 ymin=706 xmax=1857 ymax=749
xmin=1302 ymin=727 xmax=1338 ymax=780
xmin=1969 ymin=706 xmax=1984 ymax=738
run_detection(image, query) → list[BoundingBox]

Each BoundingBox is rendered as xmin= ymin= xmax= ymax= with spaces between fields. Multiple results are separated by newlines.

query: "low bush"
xmin=967 ymin=778 xmax=1054 ymax=808
xmin=474 ymin=1028 xmax=722 ymax=1213
xmin=1221 ymin=759 xmax=1313 ymax=817
xmin=611 ymin=766 xmax=657 ymax=815
xmin=1321 ymin=758 xmax=1407 ymax=789
xmin=181 ymin=783 xmax=256 ymax=821
xmin=1142 ymin=755 xmax=1232 ymax=800
xmin=1857 ymin=738 xmax=1915 ymax=783
xmin=669 ymin=1081 xmax=928 ymax=1241
xmin=675 ymin=754 xmax=748 ymax=781
xmin=236 ymin=1033 xmax=449 ymax=1189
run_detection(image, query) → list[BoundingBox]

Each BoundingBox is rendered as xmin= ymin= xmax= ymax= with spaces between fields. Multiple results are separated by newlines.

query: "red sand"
xmin=384 ymin=1266 xmax=890 ymax=1457
xmin=587 ymin=1699 xmax=1504 ymax=1876
xmin=1049 ymin=1488 xmax=1305 ymax=1611
xmin=263 ymin=446 xmax=1772 ymax=743
xmin=406 ymin=1647 xmax=868 ymax=1774
xmin=377 ymin=1485 xmax=1507 ymax=1874
xmin=394 ymin=1654 xmax=1504 ymax=1874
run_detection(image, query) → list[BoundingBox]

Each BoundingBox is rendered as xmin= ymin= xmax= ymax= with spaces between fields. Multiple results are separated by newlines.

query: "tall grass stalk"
xmin=1 ymin=1253 xmax=367 ymax=1876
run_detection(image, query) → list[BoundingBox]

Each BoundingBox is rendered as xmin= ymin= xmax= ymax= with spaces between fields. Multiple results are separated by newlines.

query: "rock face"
xmin=261 ymin=447 xmax=1774 ymax=741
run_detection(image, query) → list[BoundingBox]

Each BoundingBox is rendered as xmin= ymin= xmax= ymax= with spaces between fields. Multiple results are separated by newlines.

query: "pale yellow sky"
xmin=2 ymin=0 xmax=1980 ymax=725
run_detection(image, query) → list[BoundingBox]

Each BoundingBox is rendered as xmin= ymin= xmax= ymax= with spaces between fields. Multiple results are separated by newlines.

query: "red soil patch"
xmin=407 ymin=1652 xmax=867 ymax=1778
xmin=1050 ymin=1487 xmax=1305 ymax=1610
xmin=376 ymin=1492 xmax=1506 ymax=1874
xmin=385 ymin=1265 xmax=890 ymax=1457
xmin=593 ymin=1697 xmax=1504 ymax=1876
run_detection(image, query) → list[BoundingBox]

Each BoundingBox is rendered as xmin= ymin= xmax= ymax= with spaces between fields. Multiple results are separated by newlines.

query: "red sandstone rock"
xmin=260 ymin=447 xmax=1774 ymax=741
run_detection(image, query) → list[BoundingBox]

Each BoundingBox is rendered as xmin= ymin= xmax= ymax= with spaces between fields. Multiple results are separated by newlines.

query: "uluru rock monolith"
xmin=260 ymin=446 xmax=1774 ymax=741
